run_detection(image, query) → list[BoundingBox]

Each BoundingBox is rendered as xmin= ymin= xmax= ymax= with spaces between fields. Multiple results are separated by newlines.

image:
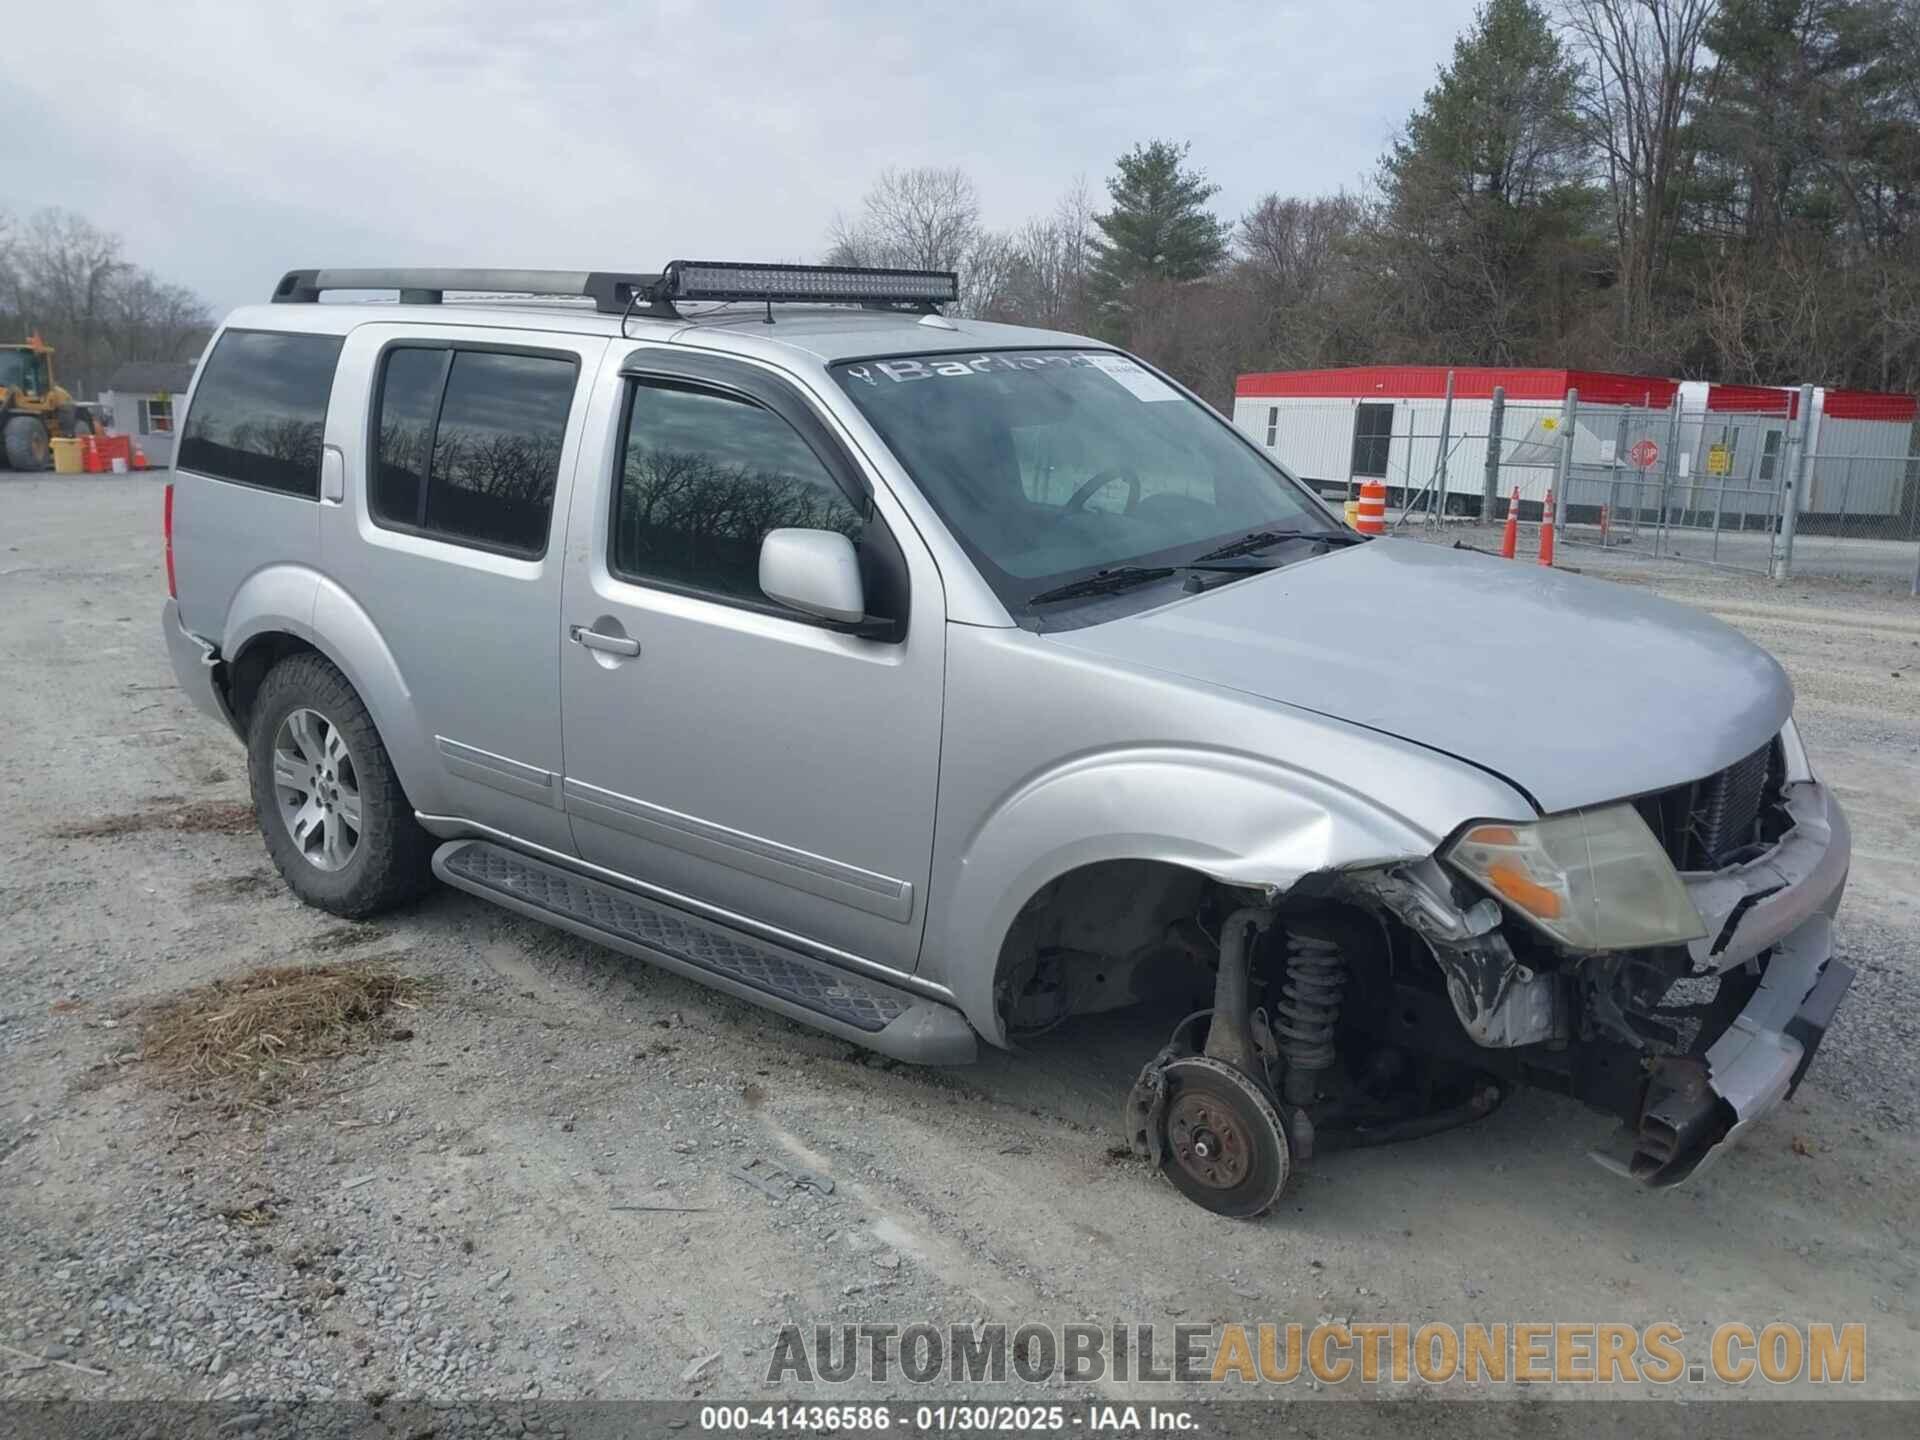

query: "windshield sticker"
xmin=851 ymin=351 xmax=1180 ymax=400
xmin=1083 ymin=352 xmax=1182 ymax=402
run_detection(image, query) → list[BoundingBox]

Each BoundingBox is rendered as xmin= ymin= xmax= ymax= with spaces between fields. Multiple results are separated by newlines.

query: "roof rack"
xmin=270 ymin=261 xmax=959 ymax=319
xmin=272 ymin=268 xmax=659 ymax=313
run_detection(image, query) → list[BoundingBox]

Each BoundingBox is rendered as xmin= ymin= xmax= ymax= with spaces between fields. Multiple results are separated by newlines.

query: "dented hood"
xmin=1044 ymin=538 xmax=1792 ymax=814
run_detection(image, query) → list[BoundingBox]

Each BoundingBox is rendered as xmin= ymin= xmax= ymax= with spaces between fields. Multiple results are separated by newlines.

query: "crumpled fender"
xmin=936 ymin=745 xmax=1439 ymax=1045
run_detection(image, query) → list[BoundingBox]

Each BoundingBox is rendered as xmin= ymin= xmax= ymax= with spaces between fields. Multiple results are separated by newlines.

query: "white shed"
xmin=99 ymin=359 xmax=197 ymax=466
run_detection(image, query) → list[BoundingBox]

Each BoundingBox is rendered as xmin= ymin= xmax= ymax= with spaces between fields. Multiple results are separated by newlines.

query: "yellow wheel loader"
xmin=0 ymin=334 xmax=88 ymax=470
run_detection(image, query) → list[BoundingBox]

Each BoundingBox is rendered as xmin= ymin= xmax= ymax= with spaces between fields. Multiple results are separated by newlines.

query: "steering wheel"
xmin=1062 ymin=467 xmax=1142 ymax=515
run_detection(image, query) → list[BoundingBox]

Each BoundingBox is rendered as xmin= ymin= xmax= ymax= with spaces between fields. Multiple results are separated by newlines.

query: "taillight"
xmin=163 ymin=482 xmax=177 ymax=599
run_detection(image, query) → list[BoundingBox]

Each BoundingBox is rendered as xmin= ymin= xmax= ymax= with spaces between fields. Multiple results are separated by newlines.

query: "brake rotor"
xmin=1154 ymin=1055 xmax=1293 ymax=1219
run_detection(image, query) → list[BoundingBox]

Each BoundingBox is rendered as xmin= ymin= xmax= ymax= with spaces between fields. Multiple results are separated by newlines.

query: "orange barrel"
xmin=1354 ymin=478 xmax=1387 ymax=535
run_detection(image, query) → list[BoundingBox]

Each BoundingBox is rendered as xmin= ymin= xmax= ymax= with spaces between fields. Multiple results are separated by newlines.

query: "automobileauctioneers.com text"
xmin=764 ymin=1319 xmax=1866 ymax=1388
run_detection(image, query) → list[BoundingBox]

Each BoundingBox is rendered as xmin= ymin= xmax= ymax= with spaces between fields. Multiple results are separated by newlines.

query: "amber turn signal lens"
xmin=1486 ymin=859 xmax=1565 ymax=919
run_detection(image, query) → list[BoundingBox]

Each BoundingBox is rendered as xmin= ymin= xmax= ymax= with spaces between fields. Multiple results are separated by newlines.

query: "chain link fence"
xmin=1550 ymin=388 xmax=1920 ymax=589
xmin=1554 ymin=393 xmax=1798 ymax=578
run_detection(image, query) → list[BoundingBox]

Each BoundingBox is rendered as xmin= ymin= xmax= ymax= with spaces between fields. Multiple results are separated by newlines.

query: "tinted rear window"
xmin=369 ymin=346 xmax=576 ymax=557
xmin=178 ymin=329 xmax=343 ymax=498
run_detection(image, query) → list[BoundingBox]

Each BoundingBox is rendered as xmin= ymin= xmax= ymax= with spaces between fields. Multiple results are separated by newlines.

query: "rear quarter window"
xmin=177 ymin=329 xmax=344 ymax=498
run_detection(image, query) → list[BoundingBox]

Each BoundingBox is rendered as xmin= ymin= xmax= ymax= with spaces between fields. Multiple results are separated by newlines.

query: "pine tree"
xmin=1088 ymin=141 xmax=1229 ymax=320
xmin=1365 ymin=0 xmax=1593 ymax=363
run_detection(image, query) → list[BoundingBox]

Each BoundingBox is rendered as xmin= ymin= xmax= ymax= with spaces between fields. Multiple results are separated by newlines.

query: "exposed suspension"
xmin=1272 ymin=925 xmax=1347 ymax=1105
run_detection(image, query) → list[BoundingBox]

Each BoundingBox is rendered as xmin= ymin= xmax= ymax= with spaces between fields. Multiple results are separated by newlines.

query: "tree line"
xmin=0 ymin=210 xmax=212 ymax=400
xmin=826 ymin=0 xmax=1920 ymax=409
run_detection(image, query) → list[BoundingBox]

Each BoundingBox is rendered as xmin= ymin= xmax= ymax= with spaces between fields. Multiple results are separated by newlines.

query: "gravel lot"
xmin=2 ymin=477 xmax=1917 ymax=1415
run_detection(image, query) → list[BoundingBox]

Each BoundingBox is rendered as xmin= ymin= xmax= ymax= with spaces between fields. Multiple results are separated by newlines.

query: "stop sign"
xmin=1629 ymin=438 xmax=1660 ymax=469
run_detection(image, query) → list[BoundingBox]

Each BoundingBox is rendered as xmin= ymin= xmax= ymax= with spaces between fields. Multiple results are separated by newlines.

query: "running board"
xmin=432 ymin=840 xmax=977 ymax=1065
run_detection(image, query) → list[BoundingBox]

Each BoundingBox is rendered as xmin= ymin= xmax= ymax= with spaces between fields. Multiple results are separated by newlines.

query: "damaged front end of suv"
xmin=1117 ymin=721 xmax=1852 ymax=1218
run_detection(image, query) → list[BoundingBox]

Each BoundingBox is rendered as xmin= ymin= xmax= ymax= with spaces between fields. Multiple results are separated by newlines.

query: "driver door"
xmin=558 ymin=349 xmax=946 ymax=974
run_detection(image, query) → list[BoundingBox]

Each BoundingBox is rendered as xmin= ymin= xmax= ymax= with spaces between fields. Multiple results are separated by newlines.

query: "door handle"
xmin=570 ymin=625 xmax=640 ymax=658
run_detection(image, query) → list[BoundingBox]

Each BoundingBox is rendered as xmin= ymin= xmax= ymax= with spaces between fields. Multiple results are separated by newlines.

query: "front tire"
xmin=4 ymin=415 xmax=51 ymax=470
xmin=247 ymin=653 xmax=432 ymax=917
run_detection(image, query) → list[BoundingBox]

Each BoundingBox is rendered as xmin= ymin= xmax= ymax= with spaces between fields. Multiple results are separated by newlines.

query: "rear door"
xmin=557 ymin=347 xmax=946 ymax=974
xmin=322 ymin=323 xmax=607 ymax=855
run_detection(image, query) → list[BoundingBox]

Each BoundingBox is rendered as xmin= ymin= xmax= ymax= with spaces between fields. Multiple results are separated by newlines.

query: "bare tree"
xmin=0 ymin=208 xmax=211 ymax=397
xmin=827 ymin=166 xmax=982 ymax=272
xmin=108 ymin=272 xmax=209 ymax=366
xmin=1560 ymin=0 xmax=1720 ymax=350
xmin=1237 ymin=194 xmax=1361 ymax=308
xmin=0 ymin=211 xmax=17 ymax=303
xmin=1230 ymin=193 xmax=1369 ymax=370
xmin=989 ymin=178 xmax=1099 ymax=330
xmin=958 ymin=230 xmax=1019 ymax=321
xmin=8 ymin=210 xmax=126 ymax=376
xmin=826 ymin=166 xmax=1014 ymax=316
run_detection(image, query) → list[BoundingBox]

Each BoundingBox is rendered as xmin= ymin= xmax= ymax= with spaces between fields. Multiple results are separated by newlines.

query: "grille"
xmin=1689 ymin=741 xmax=1773 ymax=867
xmin=1634 ymin=737 xmax=1781 ymax=872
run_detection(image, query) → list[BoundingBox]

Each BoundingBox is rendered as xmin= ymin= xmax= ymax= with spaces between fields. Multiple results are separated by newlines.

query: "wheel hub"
xmin=271 ymin=707 xmax=362 ymax=872
xmin=1167 ymin=1093 xmax=1252 ymax=1190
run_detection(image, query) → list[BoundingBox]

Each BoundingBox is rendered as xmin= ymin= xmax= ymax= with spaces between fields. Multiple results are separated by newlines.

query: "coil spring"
xmin=1272 ymin=931 xmax=1346 ymax=1071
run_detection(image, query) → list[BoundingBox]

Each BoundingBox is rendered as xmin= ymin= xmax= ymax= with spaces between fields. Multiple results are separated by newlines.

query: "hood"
xmin=1044 ymin=538 xmax=1792 ymax=814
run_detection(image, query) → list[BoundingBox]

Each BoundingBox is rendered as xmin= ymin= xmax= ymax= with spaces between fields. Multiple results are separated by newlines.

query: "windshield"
xmin=0 ymin=350 xmax=30 ymax=391
xmin=831 ymin=349 xmax=1339 ymax=613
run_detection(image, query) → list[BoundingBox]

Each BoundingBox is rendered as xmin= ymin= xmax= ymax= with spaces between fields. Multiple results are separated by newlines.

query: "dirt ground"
xmin=2 ymin=477 xmax=1917 ymax=1415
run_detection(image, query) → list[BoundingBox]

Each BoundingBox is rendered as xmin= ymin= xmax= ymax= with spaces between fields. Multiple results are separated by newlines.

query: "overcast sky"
xmin=16 ymin=1 xmax=1478 ymax=316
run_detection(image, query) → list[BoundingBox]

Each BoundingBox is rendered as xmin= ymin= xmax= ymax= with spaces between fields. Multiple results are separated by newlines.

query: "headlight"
xmin=1444 ymin=805 xmax=1706 ymax=952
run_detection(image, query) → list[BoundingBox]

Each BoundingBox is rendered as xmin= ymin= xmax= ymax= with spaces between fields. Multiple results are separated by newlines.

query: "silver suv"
xmin=161 ymin=263 xmax=1852 ymax=1217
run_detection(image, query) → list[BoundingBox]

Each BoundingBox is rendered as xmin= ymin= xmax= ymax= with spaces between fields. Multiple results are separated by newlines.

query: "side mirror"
xmin=759 ymin=528 xmax=866 ymax=625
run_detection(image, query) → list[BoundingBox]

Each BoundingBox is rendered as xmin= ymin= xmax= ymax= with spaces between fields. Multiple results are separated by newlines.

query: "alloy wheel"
xmin=271 ymin=707 xmax=362 ymax=871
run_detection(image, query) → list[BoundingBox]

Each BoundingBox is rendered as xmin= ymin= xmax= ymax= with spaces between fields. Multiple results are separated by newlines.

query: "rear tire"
xmin=4 ymin=415 xmax=50 ymax=470
xmin=247 ymin=653 xmax=433 ymax=917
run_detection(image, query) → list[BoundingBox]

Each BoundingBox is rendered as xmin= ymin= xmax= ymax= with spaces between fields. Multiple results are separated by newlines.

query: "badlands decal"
xmin=845 ymin=352 xmax=1180 ymax=401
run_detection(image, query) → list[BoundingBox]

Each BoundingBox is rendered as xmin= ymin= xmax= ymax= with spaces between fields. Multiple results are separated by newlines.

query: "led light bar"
xmin=663 ymin=260 xmax=958 ymax=307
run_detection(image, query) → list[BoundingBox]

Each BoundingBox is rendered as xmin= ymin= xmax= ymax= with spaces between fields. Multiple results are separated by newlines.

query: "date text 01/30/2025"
xmin=697 ymin=1403 xmax=1200 ymax=1433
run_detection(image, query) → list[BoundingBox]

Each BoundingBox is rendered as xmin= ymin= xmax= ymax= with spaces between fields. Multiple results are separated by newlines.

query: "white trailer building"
xmin=1234 ymin=366 xmax=1916 ymax=525
xmin=1232 ymin=366 xmax=1678 ymax=517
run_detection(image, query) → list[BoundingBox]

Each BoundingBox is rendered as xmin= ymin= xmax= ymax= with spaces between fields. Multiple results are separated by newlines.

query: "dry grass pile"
xmin=139 ymin=961 xmax=434 ymax=1104
xmin=50 ymin=800 xmax=256 ymax=839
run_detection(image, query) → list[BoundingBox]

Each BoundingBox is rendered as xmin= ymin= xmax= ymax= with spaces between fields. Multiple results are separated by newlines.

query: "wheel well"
xmin=225 ymin=632 xmax=320 ymax=735
xmin=992 ymin=859 xmax=1217 ymax=1038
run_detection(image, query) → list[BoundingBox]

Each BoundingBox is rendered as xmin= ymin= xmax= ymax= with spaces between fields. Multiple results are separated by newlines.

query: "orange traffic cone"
xmin=1354 ymin=478 xmax=1387 ymax=535
xmin=82 ymin=436 xmax=103 ymax=474
xmin=1499 ymin=486 xmax=1520 ymax=559
xmin=1538 ymin=488 xmax=1556 ymax=567
xmin=132 ymin=445 xmax=149 ymax=471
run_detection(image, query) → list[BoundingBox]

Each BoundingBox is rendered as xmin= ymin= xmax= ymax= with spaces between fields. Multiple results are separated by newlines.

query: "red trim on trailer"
xmin=1234 ymin=366 xmax=1678 ymax=409
xmin=1706 ymin=384 xmax=1798 ymax=418
xmin=1562 ymin=370 xmax=1681 ymax=408
xmin=1823 ymin=389 xmax=1917 ymax=422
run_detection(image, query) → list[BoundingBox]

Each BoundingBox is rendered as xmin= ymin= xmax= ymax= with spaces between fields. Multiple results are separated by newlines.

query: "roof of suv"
xmin=215 ymin=298 xmax=1101 ymax=367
